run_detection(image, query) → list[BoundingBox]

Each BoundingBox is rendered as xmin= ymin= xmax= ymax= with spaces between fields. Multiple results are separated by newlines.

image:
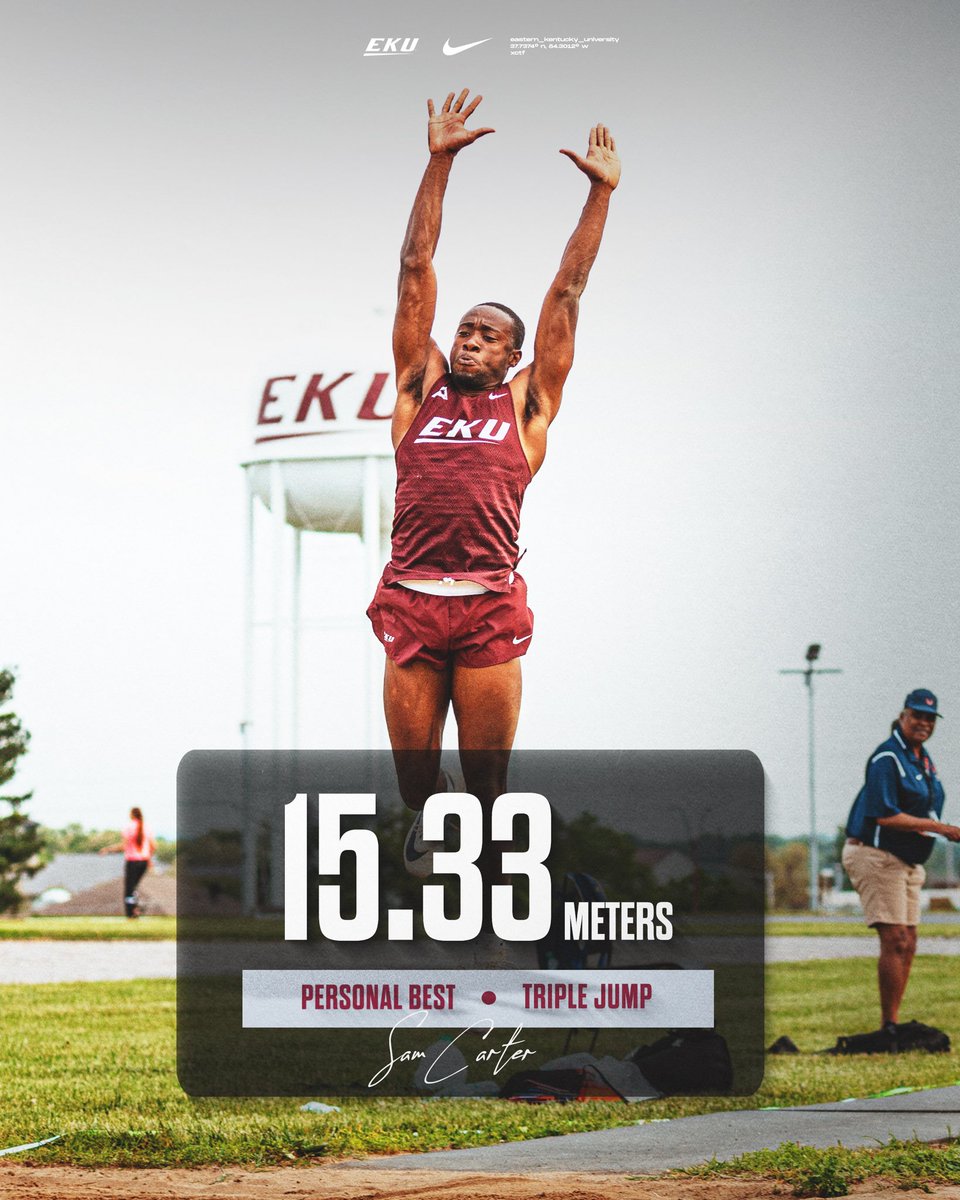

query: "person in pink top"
xmin=367 ymin=90 xmax=620 ymax=881
xmin=99 ymin=807 xmax=156 ymax=918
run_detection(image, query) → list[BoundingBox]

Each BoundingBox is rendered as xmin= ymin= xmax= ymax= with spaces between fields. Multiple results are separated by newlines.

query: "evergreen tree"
xmin=0 ymin=668 xmax=45 ymax=912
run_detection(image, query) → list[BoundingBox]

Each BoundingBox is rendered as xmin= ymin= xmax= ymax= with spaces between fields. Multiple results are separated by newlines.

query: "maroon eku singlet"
xmin=384 ymin=375 xmax=532 ymax=593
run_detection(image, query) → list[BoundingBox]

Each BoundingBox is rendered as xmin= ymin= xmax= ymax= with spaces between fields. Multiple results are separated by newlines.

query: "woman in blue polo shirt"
xmin=843 ymin=689 xmax=960 ymax=1041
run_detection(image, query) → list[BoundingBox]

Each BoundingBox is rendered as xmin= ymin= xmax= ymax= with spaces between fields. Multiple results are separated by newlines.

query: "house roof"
xmin=35 ymin=873 xmax=177 ymax=916
xmin=23 ymin=853 xmax=167 ymax=897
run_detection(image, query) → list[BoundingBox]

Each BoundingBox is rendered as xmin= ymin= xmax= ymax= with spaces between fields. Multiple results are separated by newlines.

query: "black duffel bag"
xmin=829 ymin=1020 xmax=950 ymax=1055
xmin=629 ymin=1028 xmax=733 ymax=1093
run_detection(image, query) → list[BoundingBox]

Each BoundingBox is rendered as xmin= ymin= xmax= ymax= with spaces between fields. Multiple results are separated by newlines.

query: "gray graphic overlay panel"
xmin=177 ymin=750 xmax=763 ymax=1096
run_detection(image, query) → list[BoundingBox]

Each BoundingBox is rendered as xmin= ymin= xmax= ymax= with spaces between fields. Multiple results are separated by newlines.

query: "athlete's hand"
xmin=427 ymin=90 xmax=494 ymax=156
xmin=941 ymin=823 xmax=960 ymax=842
xmin=560 ymin=124 xmax=621 ymax=190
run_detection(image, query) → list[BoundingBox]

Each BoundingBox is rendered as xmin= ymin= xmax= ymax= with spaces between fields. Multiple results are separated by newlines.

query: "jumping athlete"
xmin=367 ymin=90 xmax=620 ymax=876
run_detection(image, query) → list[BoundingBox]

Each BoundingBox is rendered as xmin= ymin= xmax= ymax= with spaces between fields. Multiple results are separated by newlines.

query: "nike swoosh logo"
xmin=488 ymin=391 xmax=508 ymax=399
xmin=442 ymin=37 xmax=492 ymax=55
xmin=512 ymin=634 xmax=532 ymax=644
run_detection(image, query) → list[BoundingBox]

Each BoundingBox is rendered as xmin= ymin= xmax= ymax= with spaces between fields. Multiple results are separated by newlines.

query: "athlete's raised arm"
xmin=519 ymin=125 xmax=620 ymax=433
xmin=392 ymin=90 xmax=494 ymax=446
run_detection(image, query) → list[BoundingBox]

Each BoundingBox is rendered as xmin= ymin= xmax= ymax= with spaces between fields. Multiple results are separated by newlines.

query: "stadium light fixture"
xmin=779 ymin=647 xmax=843 ymax=911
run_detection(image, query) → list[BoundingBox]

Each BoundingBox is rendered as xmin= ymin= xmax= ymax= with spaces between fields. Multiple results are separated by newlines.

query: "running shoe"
xmin=403 ymin=771 xmax=458 ymax=878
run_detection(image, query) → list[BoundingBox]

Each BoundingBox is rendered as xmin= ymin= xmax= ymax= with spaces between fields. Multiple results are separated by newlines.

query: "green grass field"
xmin=4 ymin=915 xmax=960 ymax=940
xmin=0 ymin=916 xmax=178 ymax=940
xmin=766 ymin=919 xmax=960 ymax=937
xmin=2 ymin=956 xmax=959 ymax=1171
xmin=679 ymin=1139 xmax=960 ymax=1195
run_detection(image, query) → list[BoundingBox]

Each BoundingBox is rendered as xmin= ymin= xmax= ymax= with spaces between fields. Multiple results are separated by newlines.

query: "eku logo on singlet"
xmin=414 ymin=385 xmax=512 ymax=445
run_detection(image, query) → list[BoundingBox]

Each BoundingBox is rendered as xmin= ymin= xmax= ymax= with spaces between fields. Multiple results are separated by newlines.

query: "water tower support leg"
xmin=362 ymin=456 xmax=382 ymax=748
xmin=270 ymin=461 xmax=285 ymax=748
xmin=241 ymin=470 xmax=255 ymax=751
xmin=291 ymin=528 xmax=302 ymax=749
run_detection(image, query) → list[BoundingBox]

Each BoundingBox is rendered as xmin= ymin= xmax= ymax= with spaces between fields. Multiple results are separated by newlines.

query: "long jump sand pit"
xmin=4 ymin=1169 xmax=960 ymax=1200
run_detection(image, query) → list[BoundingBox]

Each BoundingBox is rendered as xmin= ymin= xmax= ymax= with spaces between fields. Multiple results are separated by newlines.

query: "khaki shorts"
xmin=842 ymin=842 xmax=925 ymax=927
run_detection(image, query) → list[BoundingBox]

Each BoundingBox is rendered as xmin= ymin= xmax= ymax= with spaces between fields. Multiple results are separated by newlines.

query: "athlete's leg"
xmin=452 ymin=657 xmax=521 ymax=773
xmin=384 ymin=658 xmax=452 ymax=811
xmin=452 ymin=658 xmax=522 ymax=881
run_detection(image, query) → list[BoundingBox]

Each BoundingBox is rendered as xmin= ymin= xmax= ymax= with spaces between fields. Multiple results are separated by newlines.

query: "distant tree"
xmin=41 ymin=822 xmax=119 ymax=855
xmin=765 ymin=841 xmax=809 ymax=910
xmin=153 ymin=836 xmax=177 ymax=866
xmin=0 ymin=669 xmax=46 ymax=913
xmin=550 ymin=812 xmax=654 ymax=899
xmin=41 ymin=823 xmax=177 ymax=863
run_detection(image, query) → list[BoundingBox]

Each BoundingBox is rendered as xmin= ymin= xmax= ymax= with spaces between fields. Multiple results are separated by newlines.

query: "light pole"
xmin=779 ymin=644 xmax=843 ymax=911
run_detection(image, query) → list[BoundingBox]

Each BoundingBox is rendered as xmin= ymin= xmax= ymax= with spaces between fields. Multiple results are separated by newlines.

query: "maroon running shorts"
xmin=366 ymin=576 xmax=534 ymax=670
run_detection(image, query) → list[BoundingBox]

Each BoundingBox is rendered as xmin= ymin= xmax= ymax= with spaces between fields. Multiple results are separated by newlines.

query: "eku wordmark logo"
xmin=364 ymin=37 xmax=419 ymax=57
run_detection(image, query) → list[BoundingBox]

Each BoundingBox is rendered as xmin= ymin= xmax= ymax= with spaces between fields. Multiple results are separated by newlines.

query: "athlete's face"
xmin=900 ymin=708 xmax=936 ymax=749
xmin=449 ymin=307 xmax=522 ymax=390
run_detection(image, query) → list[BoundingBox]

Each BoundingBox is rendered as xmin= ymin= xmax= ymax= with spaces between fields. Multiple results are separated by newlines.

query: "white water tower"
xmin=240 ymin=367 xmax=395 ymax=749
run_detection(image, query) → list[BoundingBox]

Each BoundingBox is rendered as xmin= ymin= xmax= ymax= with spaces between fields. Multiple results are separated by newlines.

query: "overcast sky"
xmin=3 ymin=0 xmax=959 ymax=839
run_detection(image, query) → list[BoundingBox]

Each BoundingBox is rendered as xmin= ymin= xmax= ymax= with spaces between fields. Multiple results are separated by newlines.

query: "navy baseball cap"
xmin=905 ymin=689 xmax=942 ymax=717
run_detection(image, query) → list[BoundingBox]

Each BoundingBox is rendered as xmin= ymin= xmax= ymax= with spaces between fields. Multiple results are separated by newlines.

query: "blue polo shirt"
xmin=846 ymin=725 xmax=945 ymax=865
